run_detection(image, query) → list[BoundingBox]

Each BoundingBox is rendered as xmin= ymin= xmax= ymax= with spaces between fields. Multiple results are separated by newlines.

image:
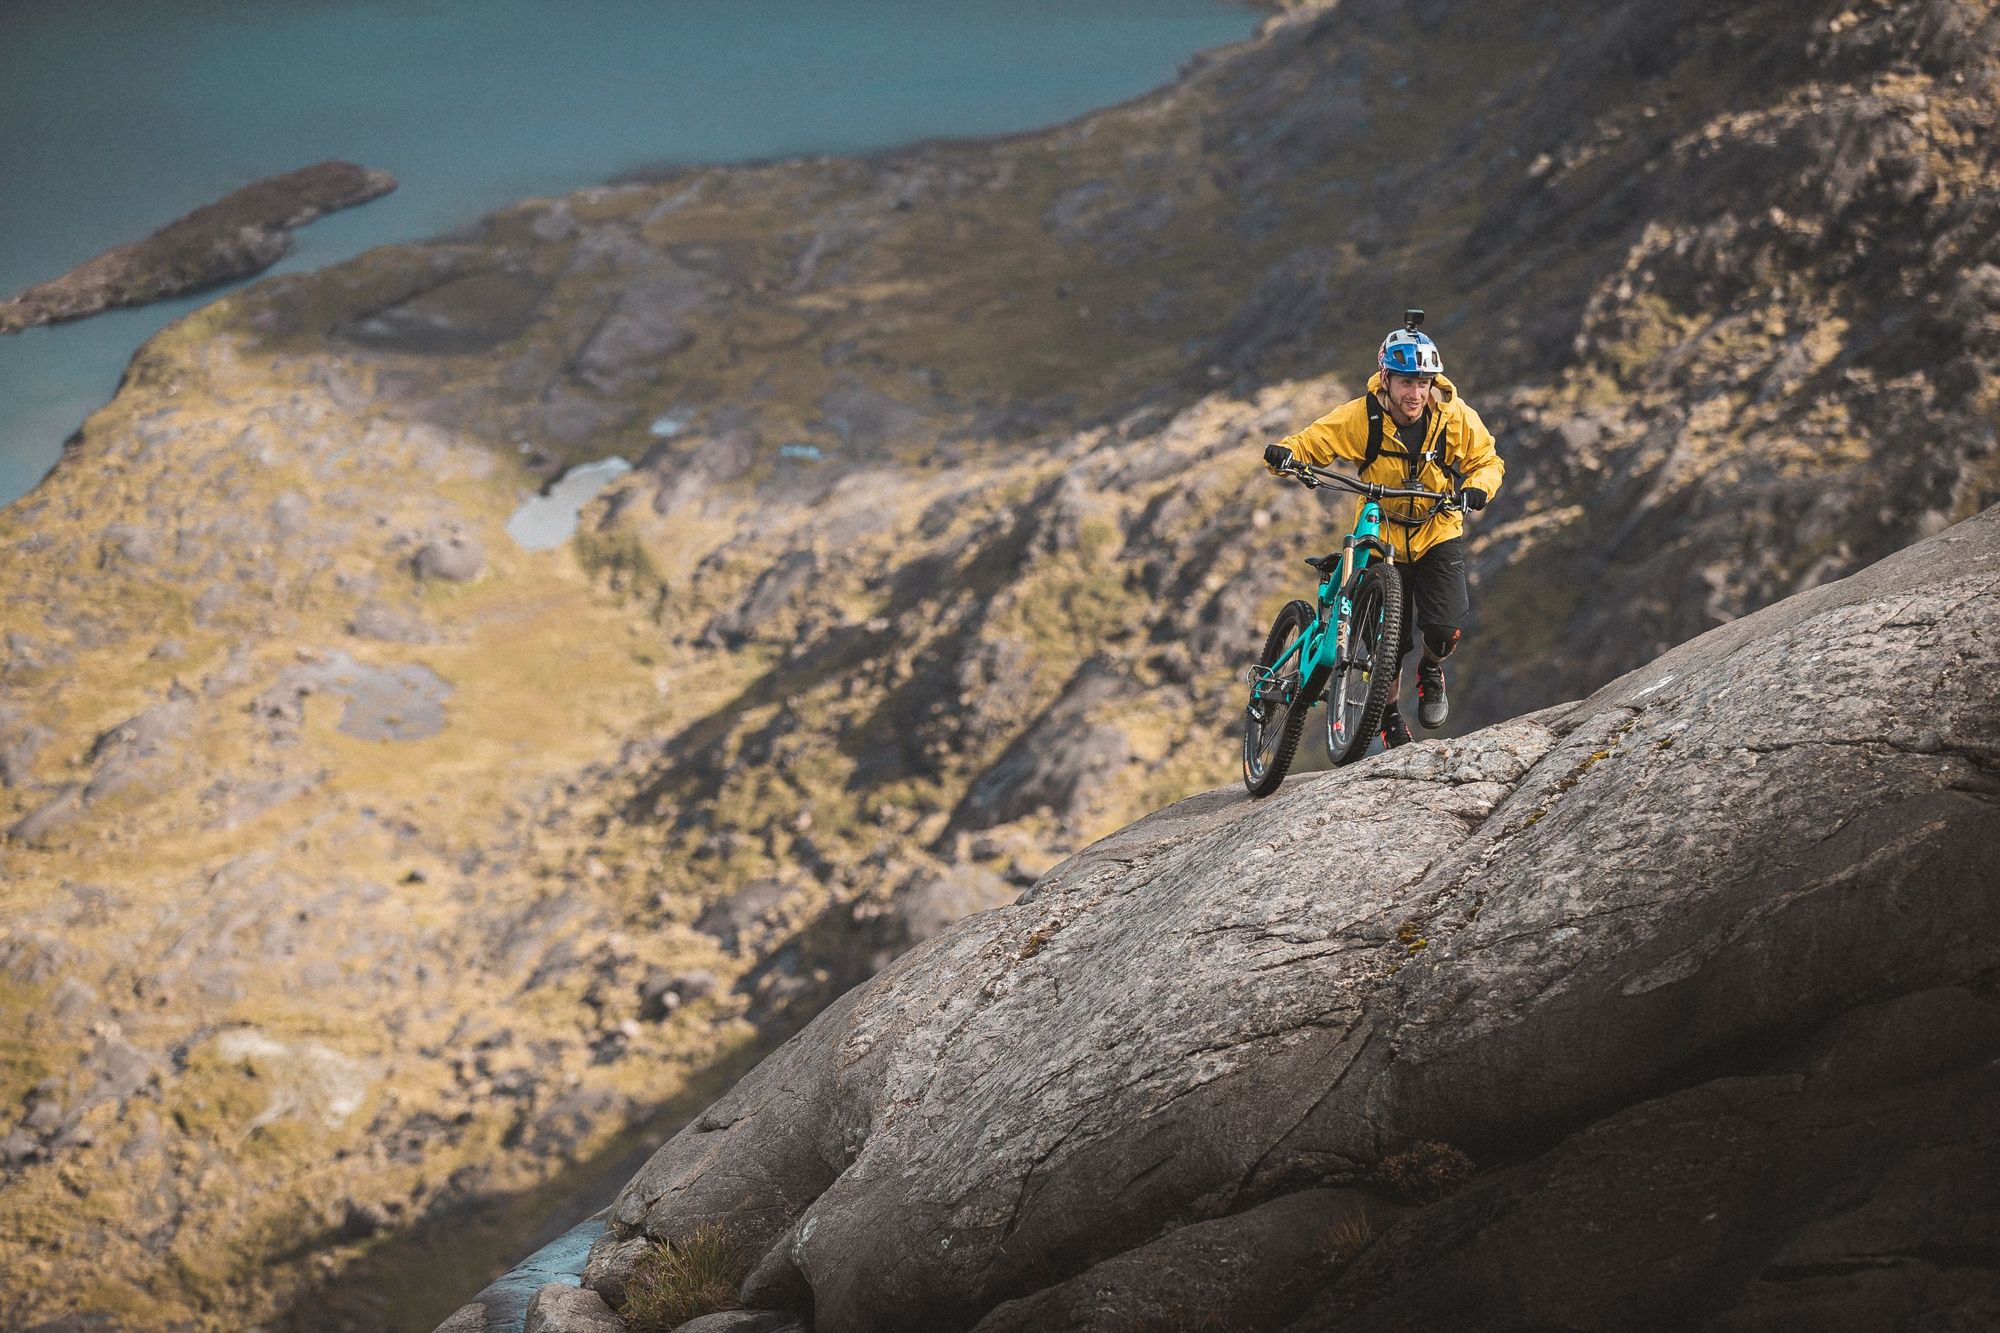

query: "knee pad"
xmin=1423 ymin=626 xmax=1462 ymax=661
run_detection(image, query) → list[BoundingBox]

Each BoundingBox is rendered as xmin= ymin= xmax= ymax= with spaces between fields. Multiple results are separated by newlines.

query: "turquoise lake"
xmin=0 ymin=0 xmax=1258 ymax=506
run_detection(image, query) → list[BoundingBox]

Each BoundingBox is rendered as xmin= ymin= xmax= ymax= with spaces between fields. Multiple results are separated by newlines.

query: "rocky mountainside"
xmin=2 ymin=0 xmax=1996 ymax=1328
xmin=518 ymin=504 xmax=2000 ymax=1333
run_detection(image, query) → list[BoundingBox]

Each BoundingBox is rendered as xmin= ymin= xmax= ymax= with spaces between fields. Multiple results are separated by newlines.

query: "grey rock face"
xmin=2 ymin=630 xmax=53 ymax=673
xmin=973 ymin=1188 xmax=1387 ymax=1333
xmin=694 ymin=880 xmax=795 ymax=955
xmin=704 ymin=552 xmax=817 ymax=647
xmin=588 ymin=509 xmax=2000 ymax=1332
xmin=83 ymin=694 xmax=197 ymax=802
xmin=254 ymin=651 xmax=453 ymax=742
xmin=573 ymin=274 xmax=705 ymax=393
xmin=1281 ymin=993 xmax=2000 ymax=1331
xmin=5 ymin=784 xmax=82 ymax=846
xmin=948 ymin=657 xmax=1131 ymax=833
xmin=3 ymin=687 xmax=206 ymax=846
xmin=348 ymin=601 xmax=441 ymax=643
xmin=886 ymin=864 xmax=1015 ymax=949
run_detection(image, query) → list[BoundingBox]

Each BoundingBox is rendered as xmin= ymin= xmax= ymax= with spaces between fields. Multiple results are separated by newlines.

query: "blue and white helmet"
xmin=1379 ymin=327 xmax=1443 ymax=378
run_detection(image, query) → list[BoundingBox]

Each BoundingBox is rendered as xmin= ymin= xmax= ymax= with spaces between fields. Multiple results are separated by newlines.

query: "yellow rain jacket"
xmin=1275 ymin=372 xmax=1503 ymax=563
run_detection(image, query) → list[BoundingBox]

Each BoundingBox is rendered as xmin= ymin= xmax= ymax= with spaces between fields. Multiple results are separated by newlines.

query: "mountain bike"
xmin=1242 ymin=462 xmax=1459 ymax=796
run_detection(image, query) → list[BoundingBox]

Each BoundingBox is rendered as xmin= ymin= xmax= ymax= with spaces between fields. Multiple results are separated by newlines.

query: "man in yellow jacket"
xmin=1261 ymin=314 xmax=1503 ymax=746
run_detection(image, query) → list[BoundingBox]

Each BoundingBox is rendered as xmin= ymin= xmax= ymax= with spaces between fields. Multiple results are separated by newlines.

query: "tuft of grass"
xmin=1372 ymin=1141 xmax=1475 ymax=1205
xmin=619 ymin=1222 xmax=751 ymax=1333
xmin=1328 ymin=1209 xmax=1375 ymax=1263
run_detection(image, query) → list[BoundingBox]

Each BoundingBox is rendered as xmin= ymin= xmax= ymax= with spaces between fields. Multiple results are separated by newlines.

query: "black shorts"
xmin=1396 ymin=536 xmax=1468 ymax=652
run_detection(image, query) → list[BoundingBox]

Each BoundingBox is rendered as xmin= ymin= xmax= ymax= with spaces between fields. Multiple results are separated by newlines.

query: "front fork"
xmin=1329 ymin=538 xmax=1357 ymax=667
xmin=1257 ymin=509 xmax=1391 ymax=714
xmin=1326 ymin=529 xmax=1394 ymax=678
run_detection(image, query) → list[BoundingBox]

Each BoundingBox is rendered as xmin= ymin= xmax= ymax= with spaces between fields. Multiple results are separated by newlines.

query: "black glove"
xmin=1461 ymin=486 xmax=1488 ymax=511
xmin=1263 ymin=444 xmax=1293 ymax=475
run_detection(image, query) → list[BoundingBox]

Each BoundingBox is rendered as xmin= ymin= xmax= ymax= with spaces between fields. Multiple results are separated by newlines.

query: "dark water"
xmin=0 ymin=0 xmax=1259 ymax=505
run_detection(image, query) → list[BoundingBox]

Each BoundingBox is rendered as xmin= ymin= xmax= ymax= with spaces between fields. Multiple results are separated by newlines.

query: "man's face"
xmin=1384 ymin=372 xmax=1434 ymax=423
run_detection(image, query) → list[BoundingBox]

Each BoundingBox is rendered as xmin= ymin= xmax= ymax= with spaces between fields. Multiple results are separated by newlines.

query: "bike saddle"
xmin=1304 ymin=554 xmax=1342 ymax=574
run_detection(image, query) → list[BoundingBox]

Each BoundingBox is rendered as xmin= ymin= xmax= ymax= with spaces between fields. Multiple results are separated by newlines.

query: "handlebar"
xmin=1279 ymin=460 xmax=1457 ymax=507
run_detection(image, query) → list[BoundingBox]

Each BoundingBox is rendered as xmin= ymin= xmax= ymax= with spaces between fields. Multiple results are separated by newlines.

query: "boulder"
xmin=523 ymin=1281 xmax=624 ymax=1333
xmin=0 ymin=1129 xmax=44 ymax=1168
xmin=585 ymin=509 xmax=2000 ymax=1331
xmin=674 ymin=1312 xmax=804 ymax=1333
xmin=414 ymin=537 xmax=487 ymax=583
xmin=580 ymin=1234 xmax=652 ymax=1311
xmin=647 ymin=428 xmax=760 ymax=517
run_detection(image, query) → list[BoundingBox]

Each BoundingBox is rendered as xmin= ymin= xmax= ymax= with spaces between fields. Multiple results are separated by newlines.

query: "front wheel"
xmin=1243 ymin=600 xmax=1317 ymax=797
xmin=1326 ymin=562 xmax=1405 ymax=766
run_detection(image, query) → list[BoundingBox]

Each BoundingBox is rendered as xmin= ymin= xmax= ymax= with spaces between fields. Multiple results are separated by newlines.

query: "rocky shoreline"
xmin=0 ymin=160 xmax=395 ymax=334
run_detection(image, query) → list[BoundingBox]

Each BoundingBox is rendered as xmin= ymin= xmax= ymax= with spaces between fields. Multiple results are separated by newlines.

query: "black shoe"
xmin=1417 ymin=659 xmax=1449 ymax=729
xmin=1379 ymin=708 xmax=1414 ymax=749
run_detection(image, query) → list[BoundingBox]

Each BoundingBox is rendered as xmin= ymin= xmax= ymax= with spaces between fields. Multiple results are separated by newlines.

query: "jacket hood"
xmin=1368 ymin=370 xmax=1458 ymax=404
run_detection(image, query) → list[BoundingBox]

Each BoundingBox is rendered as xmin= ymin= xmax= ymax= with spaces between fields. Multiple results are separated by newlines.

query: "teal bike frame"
xmin=1253 ymin=500 xmax=1392 ymax=712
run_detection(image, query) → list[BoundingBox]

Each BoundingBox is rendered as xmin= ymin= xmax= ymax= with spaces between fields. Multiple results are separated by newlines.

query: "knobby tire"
xmin=1327 ymin=561 xmax=1404 ymax=766
xmin=1243 ymin=599 xmax=1316 ymax=797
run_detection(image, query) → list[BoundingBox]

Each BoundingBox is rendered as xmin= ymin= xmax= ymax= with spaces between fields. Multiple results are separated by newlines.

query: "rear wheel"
xmin=1326 ymin=562 xmax=1405 ymax=766
xmin=1243 ymin=600 xmax=1317 ymax=797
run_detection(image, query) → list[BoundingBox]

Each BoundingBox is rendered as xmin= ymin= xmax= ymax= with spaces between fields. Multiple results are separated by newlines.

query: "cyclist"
xmin=1261 ymin=315 xmax=1503 ymax=746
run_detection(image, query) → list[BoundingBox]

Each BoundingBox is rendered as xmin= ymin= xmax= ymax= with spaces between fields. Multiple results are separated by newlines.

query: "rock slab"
xmin=581 ymin=507 xmax=2000 ymax=1332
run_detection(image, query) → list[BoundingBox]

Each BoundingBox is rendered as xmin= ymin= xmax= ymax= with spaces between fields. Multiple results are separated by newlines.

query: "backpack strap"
xmin=1368 ymin=399 xmax=1443 ymax=470
xmin=1366 ymin=397 xmax=1456 ymax=530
